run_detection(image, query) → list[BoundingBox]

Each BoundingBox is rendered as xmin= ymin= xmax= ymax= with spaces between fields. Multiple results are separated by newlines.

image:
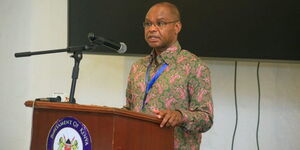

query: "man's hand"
xmin=153 ymin=109 xmax=183 ymax=128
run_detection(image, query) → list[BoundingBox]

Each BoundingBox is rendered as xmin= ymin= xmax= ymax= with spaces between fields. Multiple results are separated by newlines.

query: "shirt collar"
xmin=143 ymin=41 xmax=182 ymax=66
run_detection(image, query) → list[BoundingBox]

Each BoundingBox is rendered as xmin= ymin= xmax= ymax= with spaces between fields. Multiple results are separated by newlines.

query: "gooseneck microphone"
xmin=88 ymin=32 xmax=127 ymax=54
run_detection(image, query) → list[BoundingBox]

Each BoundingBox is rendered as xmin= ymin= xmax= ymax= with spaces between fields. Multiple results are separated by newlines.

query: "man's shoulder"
xmin=133 ymin=55 xmax=149 ymax=65
xmin=180 ymin=49 xmax=198 ymax=58
xmin=178 ymin=49 xmax=211 ymax=76
xmin=130 ymin=55 xmax=150 ymax=69
xmin=179 ymin=49 xmax=206 ymax=66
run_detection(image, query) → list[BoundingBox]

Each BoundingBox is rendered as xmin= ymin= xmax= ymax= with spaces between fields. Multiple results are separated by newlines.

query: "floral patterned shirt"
xmin=124 ymin=41 xmax=213 ymax=150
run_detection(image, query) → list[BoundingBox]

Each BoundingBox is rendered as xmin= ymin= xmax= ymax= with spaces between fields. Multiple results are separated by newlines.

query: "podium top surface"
xmin=25 ymin=100 xmax=162 ymax=124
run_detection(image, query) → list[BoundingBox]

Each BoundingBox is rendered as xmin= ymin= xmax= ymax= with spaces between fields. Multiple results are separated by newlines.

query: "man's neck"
xmin=154 ymin=41 xmax=177 ymax=56
xmin=154 ymin=48 xmax=165 ymax=56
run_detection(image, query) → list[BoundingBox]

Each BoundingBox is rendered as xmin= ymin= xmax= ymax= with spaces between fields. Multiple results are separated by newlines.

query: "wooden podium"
xmin=25 ymin=101 xmax=174 ymax=150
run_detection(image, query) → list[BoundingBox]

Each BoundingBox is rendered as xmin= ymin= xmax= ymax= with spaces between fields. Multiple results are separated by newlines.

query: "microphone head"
xmin=118 ymin=42 xmax=127 ymax=54
xmin=88 ymin=32 xmax=96 ymax=42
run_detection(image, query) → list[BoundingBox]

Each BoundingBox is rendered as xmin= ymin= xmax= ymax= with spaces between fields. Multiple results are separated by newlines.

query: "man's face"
xmin=144 ymin=5 xmax=181 ymax=51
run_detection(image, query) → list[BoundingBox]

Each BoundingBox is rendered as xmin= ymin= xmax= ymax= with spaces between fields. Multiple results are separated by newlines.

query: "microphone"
xmin=88 ymin=32 xmax=127 ymax=54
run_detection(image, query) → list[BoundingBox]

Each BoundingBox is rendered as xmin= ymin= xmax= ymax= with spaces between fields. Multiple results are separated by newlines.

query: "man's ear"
xmin=175 ymin=21 xmax=182 ymax=34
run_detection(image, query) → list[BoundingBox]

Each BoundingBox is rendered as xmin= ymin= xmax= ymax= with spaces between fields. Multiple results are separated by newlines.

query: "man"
xmin=124 ymin=2 xmax=213 ymax=149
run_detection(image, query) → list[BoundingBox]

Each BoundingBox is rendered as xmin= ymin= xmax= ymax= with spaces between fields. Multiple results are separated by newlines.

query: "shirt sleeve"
xmin=123 ymin=64 xmax=134 ymax=110
xmin=177 ymin=63 xmax=214 ymax=133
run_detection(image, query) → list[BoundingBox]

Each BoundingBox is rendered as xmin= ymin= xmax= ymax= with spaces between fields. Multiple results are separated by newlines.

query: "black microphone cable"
xmin=231 ymin=61 xmax=261 ymax=150
xmin=231 ymin=60 xmax=238 ymax=150
xmin=256 ymin=62 xmax=261 ymax=150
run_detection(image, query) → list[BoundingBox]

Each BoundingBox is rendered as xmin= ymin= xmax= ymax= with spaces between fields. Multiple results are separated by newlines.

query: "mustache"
xmin=147 ymin=35 xmax=160 ymax=39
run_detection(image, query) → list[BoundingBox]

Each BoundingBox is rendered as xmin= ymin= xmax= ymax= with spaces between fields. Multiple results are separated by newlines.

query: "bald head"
xmin=147 ymin=2 xmax=181 ymax=21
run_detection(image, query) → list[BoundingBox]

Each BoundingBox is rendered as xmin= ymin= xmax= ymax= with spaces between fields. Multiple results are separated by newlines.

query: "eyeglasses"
xmin=142 ymin=20 xmax=179 ymax=29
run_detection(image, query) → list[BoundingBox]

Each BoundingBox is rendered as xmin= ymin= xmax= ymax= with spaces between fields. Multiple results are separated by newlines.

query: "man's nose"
xmin=148 ymin=24 xmax=159 ymax=32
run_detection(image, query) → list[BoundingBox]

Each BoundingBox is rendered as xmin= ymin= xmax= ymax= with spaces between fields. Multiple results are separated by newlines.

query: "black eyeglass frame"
xmin=142 ymin=20 xmax=179 ymax=28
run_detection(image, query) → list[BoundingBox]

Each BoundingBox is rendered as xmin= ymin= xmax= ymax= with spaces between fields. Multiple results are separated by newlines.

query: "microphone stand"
xmin=15 ymin=44 xmax=96 ymax=104
xmin=69 ymin=49 xmax=83 ymax=104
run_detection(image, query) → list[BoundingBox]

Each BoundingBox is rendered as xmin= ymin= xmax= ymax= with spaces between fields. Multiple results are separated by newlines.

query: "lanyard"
xmin=142 ymin=63 xmax=168 ymax=109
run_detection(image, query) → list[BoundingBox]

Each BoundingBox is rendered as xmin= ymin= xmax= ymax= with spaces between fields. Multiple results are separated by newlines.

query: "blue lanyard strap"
xmin=142 ymin=63 xmax=168 ymax=109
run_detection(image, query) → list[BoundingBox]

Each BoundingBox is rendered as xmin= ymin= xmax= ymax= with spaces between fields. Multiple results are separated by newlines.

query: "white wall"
xmin=0 ymin=0 xmax=299 ymax=149
xmin=0 ymin=0 xmax=33 ymax=147
xmin=202 ymin=61 xmax=300 ymax=150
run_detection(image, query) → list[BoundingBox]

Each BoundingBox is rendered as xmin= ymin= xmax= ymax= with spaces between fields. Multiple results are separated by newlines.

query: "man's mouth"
xmin=147 ymin=35 xmax=160 ymax=42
